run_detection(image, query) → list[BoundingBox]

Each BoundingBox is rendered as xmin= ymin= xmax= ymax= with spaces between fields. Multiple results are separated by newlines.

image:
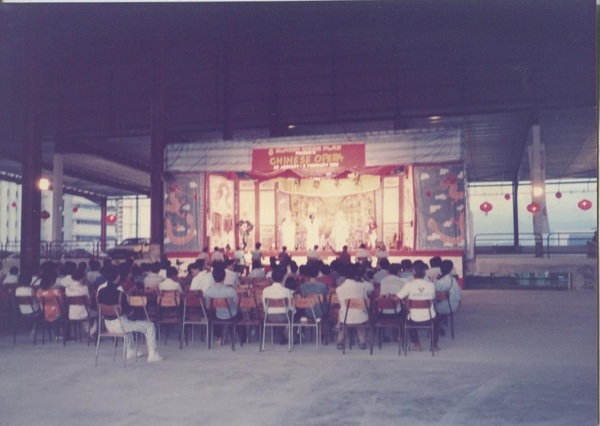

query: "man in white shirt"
xmin=396 ymin=260 xmax=439 ymax=351
xmin=144 ymin=262 xmax=164 ymax=292
xmin=336 ymin=263 xmax=373 ymax=350
xmin=158 ymin=266 xmax=183 ymax=293
xmin=379 ymin=263 xmax=407 ymax=316
xmin=189 ymin=260 xmax=215 ymax=293
xmin=262 ymin=267 xmax=295 ymax=344
xmin=223 ymin=260 xmax=240 ymax=288
xmin=307 ymin=245 xmax=321 ymax=262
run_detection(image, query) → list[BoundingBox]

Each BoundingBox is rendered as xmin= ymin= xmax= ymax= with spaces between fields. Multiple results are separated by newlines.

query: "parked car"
xmin=107 ymin=238 xmax=150 ymax=260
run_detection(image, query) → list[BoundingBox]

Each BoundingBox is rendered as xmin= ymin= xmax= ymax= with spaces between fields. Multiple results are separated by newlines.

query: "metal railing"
xmin=474 ymin=232 xmax=595 ymax=259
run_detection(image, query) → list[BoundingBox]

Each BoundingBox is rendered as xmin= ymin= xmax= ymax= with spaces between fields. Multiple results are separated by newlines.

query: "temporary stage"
xmin=163 ymin=129 xmax=466 ymax=275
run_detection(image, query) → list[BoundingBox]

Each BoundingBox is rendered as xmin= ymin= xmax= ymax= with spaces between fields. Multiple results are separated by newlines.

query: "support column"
xmin=52 ymin=153 xmax=64 ymax=244
xmin=150 ymin=15 xmax=166 ymax=252
xmin=20 ymin=41 xmax=42 ymax=284
xmin=99 ymin=198 xmax=107 ymax=253
xmin=528 ymin=123 xmax=549 ymax=257
xmin=512 ymin=180 xmax=520 ymax=248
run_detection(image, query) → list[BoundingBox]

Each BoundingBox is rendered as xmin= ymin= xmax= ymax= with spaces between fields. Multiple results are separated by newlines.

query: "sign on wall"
xmin=252 ymin=144 xmax=365 ymax=176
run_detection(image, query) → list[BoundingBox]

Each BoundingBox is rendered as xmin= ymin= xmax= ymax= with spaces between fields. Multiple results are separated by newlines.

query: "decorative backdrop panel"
xmin=163 ymin=173 xmax=204 ymax=253
xmin=414 ymin=164 xmax=465 ymax=250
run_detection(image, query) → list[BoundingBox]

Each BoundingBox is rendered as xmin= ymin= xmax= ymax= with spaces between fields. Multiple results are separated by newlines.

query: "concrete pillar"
xmin=528 ymin=123 xmax=549 ymax=257
xmin=52 ymin=153 xmax=64 ymax=244
xmin=20 ymin=42 xmax=42 ymax=284
xmin=149 ymin=15 xmax=165 ymax=252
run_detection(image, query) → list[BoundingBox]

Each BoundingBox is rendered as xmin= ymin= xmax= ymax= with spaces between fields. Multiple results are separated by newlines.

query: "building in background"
xmin=1 ymin=180 xmax=150 ymax=253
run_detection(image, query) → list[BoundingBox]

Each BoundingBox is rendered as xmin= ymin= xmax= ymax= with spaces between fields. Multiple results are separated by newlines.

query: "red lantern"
xmin=40 ymin=210 xmax=50 ymax=220
xmin=526 ymin=202 xmax=541 ymax=214
xmin=11 ymin=201 xmax=17 ymax=208
xmin=425 ymin=190 xmax=432 ymax=197
xmin=577 ymin=199 xmax=592 ymax=211
xmin=555 ymin=191 xmax=562 ymax=199
xmin=479 ymin=201 xmax=493 ymax=215
xmin=504 ymin=194 xmax=511 ymax=200
xmin=72 ymin=206 xmax=78 ymax=213
xmin=106 ymin=214 xmax=117 ymax=225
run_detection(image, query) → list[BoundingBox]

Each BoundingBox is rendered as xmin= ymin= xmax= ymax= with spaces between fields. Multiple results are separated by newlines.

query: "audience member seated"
xmin=426 ymin=256 xmax=442 ymax=282
xmin=375 ymin=243 xmax=389 ymax=268
xmin=97 ymin=265 xmax=162 ymax=362
xmin=355 ymin=243 xmax=371 ymax=264
xmin=66 ymin=268 xmax=97 ymax=337
xmin=434 ymin=259 xmax=461 ymax=335
xmin=262 ymin=267 xmax=296 ymax=345
xmin=248 ymin=260 xmax=266 ymax=281
xmin=396 ymin=260 xmax=440 ymax=352
xmin=336 ymin=263 xmax=373 ymax=350
xmin=143 ymin=262 xmax=164 ymax=292
xmin=300 ymin=262 xmax=328 ymax=320
xmin=223 ymin=259 xmax=241 ymax=288
xmin=3 ymin=266 xmax=19 ymax=285
xmin=307 ymin=245 xmax=321 ymax=262
xmin=36 ymin=273 xmax=67 ymax=339
xmin=204 ymin=266 xmax=245 ymax=344
xmin=373 ymin=258 xmax=390 ymax=285
xmin=159 ymin=266 xmax=183 ymax=293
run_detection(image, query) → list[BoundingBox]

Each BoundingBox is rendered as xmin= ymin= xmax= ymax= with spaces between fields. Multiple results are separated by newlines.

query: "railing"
xmin=1 ymin=240 xmax=104 ymax=260
xmin=545 ymin=232 xmax=594 ymax=258
xmin=474 ymin=232 xmax=595 ymax=259
xmin=473 ymin=233 xmax=543 ymax=260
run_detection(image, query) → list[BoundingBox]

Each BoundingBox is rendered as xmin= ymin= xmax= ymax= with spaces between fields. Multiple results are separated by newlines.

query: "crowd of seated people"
xmin=2 ymin=242 xmax=461 ymax=355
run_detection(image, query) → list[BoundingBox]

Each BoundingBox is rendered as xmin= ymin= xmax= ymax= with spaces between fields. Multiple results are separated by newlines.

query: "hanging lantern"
xmin=504 ymin=194 xmax=511 ymax=201
xmin=425 ymin=190 xmax=432 ymax=197
xmin=106 ymin=214 xmax=117 ymax=225
xmin=40 ymin=210 xmax=50 ymax=220
xmin=72 ymin=206 xmax=79 ymax=213
xmin=11 ymin=201 xmax=17 ymax=208
xmin=479 ymin=201 xmax=493 ymax=214
xmin=577 ymin=199 xmax=592 ymax=211
xmin=555 ymin=191 xmax=562 ymax=199
xmin=526 ymin=202 xmax=541 ymax=214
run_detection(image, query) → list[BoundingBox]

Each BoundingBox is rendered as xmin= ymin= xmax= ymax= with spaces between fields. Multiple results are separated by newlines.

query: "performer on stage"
xmin=331 ymin=210 xmax=349 ymax=251
xmin=304 ymin=213 xmax=321 ymax=250
xmin=280 ymin=213 xmax=297 ymax=250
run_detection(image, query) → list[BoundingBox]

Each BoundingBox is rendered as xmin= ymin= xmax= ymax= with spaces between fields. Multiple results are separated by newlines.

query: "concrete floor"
xmin=0 ymin=289 xmax=597 ymax=426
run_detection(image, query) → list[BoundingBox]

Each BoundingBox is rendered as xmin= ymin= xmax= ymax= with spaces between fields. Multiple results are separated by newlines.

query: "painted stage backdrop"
xmin=163 ymin=173 xmax=204 ymax=253
xmin=414 ymin=164 xmax=465 ymax=250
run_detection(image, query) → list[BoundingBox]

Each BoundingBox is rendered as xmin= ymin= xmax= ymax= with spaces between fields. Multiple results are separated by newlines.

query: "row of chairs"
xmin=333 ymin=290 xmax=455 ymax=357
xmin=6 ymin=286 xmax=95 ymax=346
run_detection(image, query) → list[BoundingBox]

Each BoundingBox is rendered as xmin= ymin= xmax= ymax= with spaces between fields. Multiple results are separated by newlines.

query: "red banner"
xmin=252 ymin=144 xmax=365 ymax=176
